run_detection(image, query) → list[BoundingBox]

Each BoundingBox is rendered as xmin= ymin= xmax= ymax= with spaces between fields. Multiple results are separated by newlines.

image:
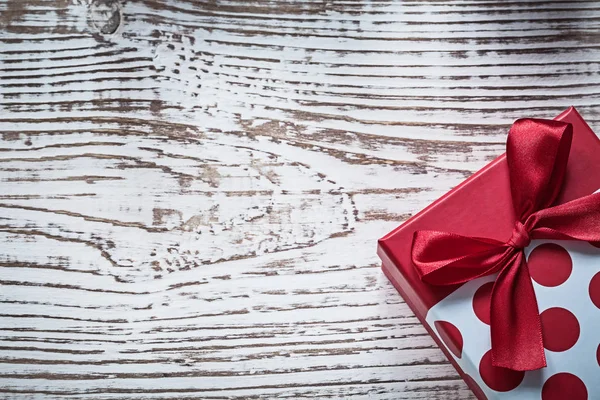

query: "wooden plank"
xmin=1 ymin=0 xmax=599 ymax=398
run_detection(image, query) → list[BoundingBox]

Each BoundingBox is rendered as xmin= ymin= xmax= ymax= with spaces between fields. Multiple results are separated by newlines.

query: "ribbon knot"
xmin=411 ymin=118 xmax=600 ymax=371
xmin=507 ymin=221 xmax=530 ymax=249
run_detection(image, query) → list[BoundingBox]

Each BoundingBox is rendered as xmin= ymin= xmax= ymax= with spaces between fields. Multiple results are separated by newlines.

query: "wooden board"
xmin=1 ymin=0 xmax=599 ymax=398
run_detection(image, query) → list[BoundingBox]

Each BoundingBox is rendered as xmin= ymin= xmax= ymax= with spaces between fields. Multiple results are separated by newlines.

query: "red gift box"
xmin=378 ymin=107 xmax=600 ymax=400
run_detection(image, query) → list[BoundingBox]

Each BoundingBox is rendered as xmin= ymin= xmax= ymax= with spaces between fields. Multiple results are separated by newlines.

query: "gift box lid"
xmin=377 ymin=107 xmax=600 ymax=317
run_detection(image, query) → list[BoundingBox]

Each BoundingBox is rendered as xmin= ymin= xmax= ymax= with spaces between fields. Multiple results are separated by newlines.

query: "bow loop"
xmin=507 ymin=119 xmax=572 ymax=221
xmin=528 ymin=193 xmax=600 ymax=241
xmin=411 ymin=118 xmax=600 ymax=371
xmin=412 ymin=231 xmax=510 ymax=286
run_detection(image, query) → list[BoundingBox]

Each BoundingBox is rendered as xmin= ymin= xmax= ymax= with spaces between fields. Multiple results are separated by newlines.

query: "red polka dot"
xmin=542 ymin=373 xmax=587 ymax=400
xmin=589 ymin=241 xmax=600 ymax=248
xmin=590 ymin=272 xmax=600 ymax=309
xmin=464 ymin=374 xmax=488 ymax=400
xmin=597 ymin=344 xmax=600 ymax=367
xmin=479 ymin=350 xmax=524 ymax=392
xmin=540 ymin=307 xmax=580 ymax=352
xmin=473 ymin=282 xmax=493 ymax=325
xmin=528 ymin=243 xmax=572 ymax=287
xmin=434 ymin=320 xmax=463 ymax=359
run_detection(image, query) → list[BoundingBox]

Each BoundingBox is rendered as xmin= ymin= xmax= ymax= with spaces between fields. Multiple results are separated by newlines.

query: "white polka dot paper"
xmin=425 ymin=240 xmax=600 ymax=400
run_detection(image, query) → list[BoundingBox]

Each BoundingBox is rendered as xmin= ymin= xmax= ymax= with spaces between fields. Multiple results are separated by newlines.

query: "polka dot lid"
xmin=529 ymin=243 xmax=572 ymax=287
xmin=479 ymin=350 xmax=524 ymax=392
xmin=473 ymin=281 xmax=493 ymax=325
xmin=434 ymin=320 xmax=463 ymax=359
xmin=426 ymin=240 xmax=600 ymax=400
xmin=590 ymin=271 xmax=600 ymax=309
xmin=540 ymin=308 xmax=579 ymax=352
xmin=542 ymin=373 xmax=588 ymax=400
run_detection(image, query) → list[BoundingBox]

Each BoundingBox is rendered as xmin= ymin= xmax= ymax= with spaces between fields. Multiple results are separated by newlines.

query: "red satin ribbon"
xmin=411 ymin=118 xmax=600 ymax=371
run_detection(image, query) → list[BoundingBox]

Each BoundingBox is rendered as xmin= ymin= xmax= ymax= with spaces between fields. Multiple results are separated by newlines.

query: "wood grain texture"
xmin=1 ymin=0 xmax=599 ymax=398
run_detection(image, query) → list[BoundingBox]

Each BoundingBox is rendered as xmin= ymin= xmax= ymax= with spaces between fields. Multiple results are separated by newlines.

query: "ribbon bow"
xmin=411 ymin=118 xmax=600 ymax=371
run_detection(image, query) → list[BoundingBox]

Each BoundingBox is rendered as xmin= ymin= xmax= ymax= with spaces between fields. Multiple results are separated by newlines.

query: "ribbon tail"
xmin=490 ymin=251 xmax=546 ymax=371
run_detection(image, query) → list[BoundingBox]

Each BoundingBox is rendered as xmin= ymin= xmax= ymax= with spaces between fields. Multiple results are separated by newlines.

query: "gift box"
xmin=378 ymin=107 xmax=600 ymax=400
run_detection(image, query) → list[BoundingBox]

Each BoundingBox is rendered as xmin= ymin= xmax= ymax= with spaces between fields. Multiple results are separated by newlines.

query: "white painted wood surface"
xmin=1 ymin=1 xmax=599 ymax=398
